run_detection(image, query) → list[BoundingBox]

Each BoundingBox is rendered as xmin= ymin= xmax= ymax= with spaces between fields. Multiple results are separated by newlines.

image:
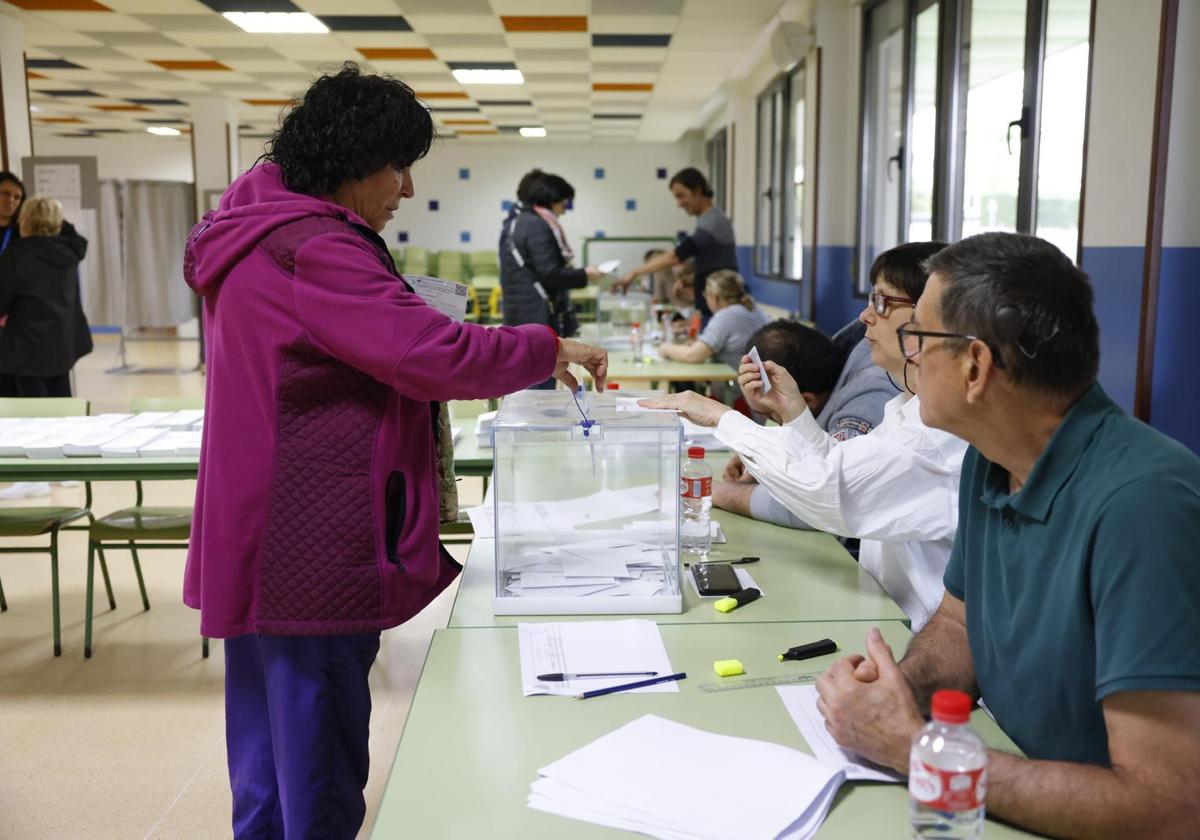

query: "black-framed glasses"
xmin=867 ymin=290 xmax=914 ymax=316
xmin=896 ymin=323 xmax=1007 ymax=369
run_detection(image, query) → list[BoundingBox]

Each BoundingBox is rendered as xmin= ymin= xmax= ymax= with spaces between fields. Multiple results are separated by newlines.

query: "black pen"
xmin=574 ymin=672 xmax=687 ymax=699
xmin=685 ymin=556 xmax=760 ymax=567
xmin=537 ymin=671 xmax=657 ymax=682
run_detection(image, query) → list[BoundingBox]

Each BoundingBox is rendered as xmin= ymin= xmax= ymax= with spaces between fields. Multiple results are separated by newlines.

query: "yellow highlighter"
xmin=714 ymin=588 xmax=761 ymax=613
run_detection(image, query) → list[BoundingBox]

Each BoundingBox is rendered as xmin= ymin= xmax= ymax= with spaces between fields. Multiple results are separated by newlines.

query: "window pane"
xmin=756 ymin=94 xmax=774 ymax=274
xmin=786 ymin=66 xmax=806 ymax=280
xmin=1036 ymin=0 xmax=1090 ymax=260
xmin=859 ymin=0 xmax=906 ymax=291
xmin=906 ymin=1 xmax=939 ymax=242
xmin=770 ymin=85 xmax=786 ymax=276
xmin=960 ymin=0 xmax=1027 ymax=237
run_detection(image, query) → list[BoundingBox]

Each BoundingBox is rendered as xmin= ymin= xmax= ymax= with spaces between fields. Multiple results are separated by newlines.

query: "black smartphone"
xmin=691 ymin=563 xmax=742 ymax=596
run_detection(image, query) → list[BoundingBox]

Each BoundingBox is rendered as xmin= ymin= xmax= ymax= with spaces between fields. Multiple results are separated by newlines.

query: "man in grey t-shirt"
xmin=715 ymin=321 xmax=896 ymax=528
xmin=615 ymin=168 xmax=738 ymax=324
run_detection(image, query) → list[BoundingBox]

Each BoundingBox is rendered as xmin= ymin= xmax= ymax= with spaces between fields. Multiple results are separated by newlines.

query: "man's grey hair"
xmin=923 ymin=232 xmax=1099 ymax=400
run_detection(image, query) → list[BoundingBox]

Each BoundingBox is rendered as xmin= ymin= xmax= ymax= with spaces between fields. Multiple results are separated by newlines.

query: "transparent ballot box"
xmin=596 ymin=292 xmax=653 ymax=347
xmin=491 ymin=390 xmax=682 ymax=615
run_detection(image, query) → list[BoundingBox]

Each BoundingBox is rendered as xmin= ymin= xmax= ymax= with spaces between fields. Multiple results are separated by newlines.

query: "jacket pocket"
xmin=384 ymin=471 xmax=407 ymax=569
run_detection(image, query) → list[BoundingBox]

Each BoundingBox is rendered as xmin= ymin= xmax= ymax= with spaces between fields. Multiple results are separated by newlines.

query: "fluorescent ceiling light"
xmin=451 ymin=68 xmax=524 ymax=85
xmin=519 ymin=127 xmax=547 ymax=138
xmin=146 ymin=126 xmax=182 ymax=137
xmin=223 ymin=12 xmax=328 ymax=34
xmin=29 ymin=105 xmax=41 ymax=112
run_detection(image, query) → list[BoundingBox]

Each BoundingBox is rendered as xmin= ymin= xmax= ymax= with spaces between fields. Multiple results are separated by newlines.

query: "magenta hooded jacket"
xmin=183 ymin=163 xmax=557 ymax=638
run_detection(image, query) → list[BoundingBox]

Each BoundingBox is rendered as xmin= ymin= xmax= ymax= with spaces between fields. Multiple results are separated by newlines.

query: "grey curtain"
xmin=81 ymin=180 xmax=196 ymax=329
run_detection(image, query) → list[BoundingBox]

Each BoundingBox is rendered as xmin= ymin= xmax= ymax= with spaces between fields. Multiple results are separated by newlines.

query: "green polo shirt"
xmin=944 ymin=382 xmax=1200 ymax=767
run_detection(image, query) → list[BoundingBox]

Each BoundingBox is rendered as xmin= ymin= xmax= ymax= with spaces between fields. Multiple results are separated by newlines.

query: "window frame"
xmin=754 ymin=75 xmax=788 ymax=280
xmin=706 ymin=126 xmax=729 ymax=216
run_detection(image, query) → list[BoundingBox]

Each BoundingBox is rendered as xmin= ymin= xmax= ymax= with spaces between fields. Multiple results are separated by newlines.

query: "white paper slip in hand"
xmin=597 ymin=259 xmax=621 ymax=274
xmin=615 ymin=397 xmax=679 ymax=414
xmin=776 ymin=685 xmax=904 ymax=783
xmin=406 ymin=274 xmax=469 ymax=322
xmin=748 ymin=345 xmax=772 ymax=394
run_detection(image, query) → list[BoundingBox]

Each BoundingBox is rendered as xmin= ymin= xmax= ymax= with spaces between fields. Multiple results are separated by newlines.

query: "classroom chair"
xmin=0 ymin=396 xmax=100 ymax=657
xmin=469 ymin=250 xmax=500 ymax=280
xmin=435 ymin=251 xmax=467 ymax=283
xmin=388 ymin=248 xmax=404 ymax=272
xmin=402 ymin=246 xmax=430 ymax=277
xmin=83 ymin=396 xmax=207 ymax=659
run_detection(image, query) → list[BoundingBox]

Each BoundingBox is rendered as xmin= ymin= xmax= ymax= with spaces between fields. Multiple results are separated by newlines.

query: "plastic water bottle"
xmin=630 ymin=322 xmax=643 ymax=366
xmin=680 ymin=446 xmax=712 ymax=556
xmin=909 ymin=690 xmax=987 ymax=839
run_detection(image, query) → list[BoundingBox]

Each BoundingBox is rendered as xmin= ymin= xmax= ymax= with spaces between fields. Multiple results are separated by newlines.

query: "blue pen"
xmin=574 ymin=671 xmax=687 ymax=699
xmin=571 ymin=385 xmax=598 ymax=475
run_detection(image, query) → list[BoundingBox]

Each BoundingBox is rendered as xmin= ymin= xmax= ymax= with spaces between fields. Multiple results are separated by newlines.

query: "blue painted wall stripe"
xmin=1150 ymin=247 xmax=1200 ymax=453
xmin=1080 ymin=246 xmax=1144 ymax=413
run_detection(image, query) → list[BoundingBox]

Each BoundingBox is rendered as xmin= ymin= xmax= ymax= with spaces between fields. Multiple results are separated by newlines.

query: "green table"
xmin=452 ymin=422 xmax=493 ymax=479
xmin=448 ymin=508 xmax=906 ymax=628
xmin=0 ymin=456 xmax=198 ymax=482
xmin=587 ymin=352 xmax=734 ymax=390
xmin=370 ymin=621 xmax=1033 ymax=839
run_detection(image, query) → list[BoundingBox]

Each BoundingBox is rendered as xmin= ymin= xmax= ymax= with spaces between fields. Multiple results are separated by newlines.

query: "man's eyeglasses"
xmin=868 ymin=290 xmax=914 ymax=316
xmin=895 ymin=323 xmax=1008 ymax=369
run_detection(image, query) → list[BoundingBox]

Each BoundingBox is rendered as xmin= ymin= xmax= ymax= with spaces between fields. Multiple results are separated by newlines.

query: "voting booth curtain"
xmin=82 ymin=180 xmax=196 ymax=329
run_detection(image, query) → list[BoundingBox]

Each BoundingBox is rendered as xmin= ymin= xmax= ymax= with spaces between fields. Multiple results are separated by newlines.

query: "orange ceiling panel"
xmin=150 ymin=60 xmax=231 ymax=71
xmin=7 ymin=1 xmax=112 ymax=10
xmin=592 ymin=83 xmax=654 ymax=92
xmin=37 ymin=117 xmax=86 ymax=123
xmin=93 ymin=104 xmax=150 ymax=112
xmin=416 ymin=91 xmax=469 ymax=99
xmin=501 ymin=16 xmax=588 ymax=32
xmin=443 ymin=119 xmax=490 ymax=125
xmin=243 ymin=99 xmax=297 ymax=107
xmin=358 ymin=48 xmax=437 ymax=60
xmin=26 ymin=71 xmax=48 ymax=80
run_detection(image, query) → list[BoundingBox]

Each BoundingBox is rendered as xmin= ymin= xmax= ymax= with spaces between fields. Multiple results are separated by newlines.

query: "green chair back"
xmin=469 ymin=250 xmax=499 ymax=278
xmin=130 ymin=397 xmax=204 ymax=413
xmin=448 ymin=400 xmax=491 ymax=422
xmin=0 ymin=397 xmax=88 ymax=418
xmin=435 ymin=251 xmax=467 ymax=282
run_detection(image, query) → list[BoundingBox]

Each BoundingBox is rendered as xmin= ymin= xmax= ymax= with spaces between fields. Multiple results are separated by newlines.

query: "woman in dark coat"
xmin=0 ymin=196 xmax=92 ymax=397
xmin=499 ymin=173 xmax=603 ymax=336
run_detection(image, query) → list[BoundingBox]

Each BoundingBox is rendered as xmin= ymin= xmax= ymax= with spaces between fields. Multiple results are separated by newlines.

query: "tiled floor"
xmin=0 ymin=332 xmax=477 ymax=839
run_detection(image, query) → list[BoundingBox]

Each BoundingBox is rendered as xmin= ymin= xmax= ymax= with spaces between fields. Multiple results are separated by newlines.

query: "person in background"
xmin=0 ymin=197 xmax=91 ymax=399
xmin=659 ymin=270 xmax=768 ymax=369
xmin=499 ymin=173 xmax=604 ymax=387
xmin=716 ymin=320 xmax=894 ymax=526
xmin=0 ymin=171 xmax=23 ymax=256
xmin=640 ymin=242 xmax=964 ymax=631
xmin=184 ymin=64 xmax=608 ymax=840
xmin=614 ymin=168 xmax=737 ymax=325
xmin=815 ymin=233 xmax=1200 ymax=837
xmin=498 ymin=168 xmax=542 ymax=252
xmin=645 ymin=248 xmax=692 ymax=309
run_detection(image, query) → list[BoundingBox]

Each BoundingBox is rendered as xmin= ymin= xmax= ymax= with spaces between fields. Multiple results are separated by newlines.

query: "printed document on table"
xmin=518 ymin=620 xmax=676 ymax=697
xmin=406 ymin=274 xmax=469 ymax=322
xmin=776 ymin=685 xmax=904 ymax=782
xmin=527 ymin=714 xmax=846 ymax=840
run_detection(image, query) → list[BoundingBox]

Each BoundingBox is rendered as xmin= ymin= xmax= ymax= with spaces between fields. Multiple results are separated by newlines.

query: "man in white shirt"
xmin=642 ymin=242 xmax=963 ymax=630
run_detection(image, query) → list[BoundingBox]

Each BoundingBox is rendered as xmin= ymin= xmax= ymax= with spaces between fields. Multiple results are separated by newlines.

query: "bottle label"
xmin=908 ymin=760 xmax=986 ymax=812
xmin=680 ymin=477 xmax=711 ymax=499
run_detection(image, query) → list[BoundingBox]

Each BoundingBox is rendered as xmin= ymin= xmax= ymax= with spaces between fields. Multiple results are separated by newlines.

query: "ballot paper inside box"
xmin=492 ymin=390 xmax=683 ymax=615
xmin=596 ymin=291 xmax=653 ymax=344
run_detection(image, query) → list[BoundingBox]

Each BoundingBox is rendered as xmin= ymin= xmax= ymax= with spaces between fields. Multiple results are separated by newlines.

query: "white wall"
xmin=241 ymin=136 xmax=704 ymax=259
xmin=31 ymin=134 xmax=193 ymax=183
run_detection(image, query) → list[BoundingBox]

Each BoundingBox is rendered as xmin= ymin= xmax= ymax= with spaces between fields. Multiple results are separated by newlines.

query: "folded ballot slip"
xmin=748 ymin=345 xmax=772 ymax=394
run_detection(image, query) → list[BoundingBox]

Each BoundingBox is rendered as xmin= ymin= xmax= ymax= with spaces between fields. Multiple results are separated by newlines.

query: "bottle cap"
xmin=688 ymin=446 xmax=705 ymax=459
xmin=930 ymin=689 xmax=972 ymax=724
xmin=631 ymin=321 xmax=641 ymax=328
xmin=606 ymin=383 xmax=620 ymax=390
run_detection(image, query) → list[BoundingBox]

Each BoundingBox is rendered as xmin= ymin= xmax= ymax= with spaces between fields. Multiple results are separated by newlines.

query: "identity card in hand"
xmin=748 ymin=345 xmax=772 ymax=394
xmin=406 ymin=274 xmax=469 ymax=322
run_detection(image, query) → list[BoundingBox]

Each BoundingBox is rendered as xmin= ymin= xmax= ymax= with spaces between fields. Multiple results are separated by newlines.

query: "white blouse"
xmin=714 ymin=393 xmax=968 ymax=630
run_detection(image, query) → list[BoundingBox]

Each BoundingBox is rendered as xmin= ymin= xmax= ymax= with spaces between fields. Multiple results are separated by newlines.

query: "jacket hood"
xmin=18 ymin=233 xmax=84 ymax=270
xmin=185 ymin=162 xmax=370 ymax=297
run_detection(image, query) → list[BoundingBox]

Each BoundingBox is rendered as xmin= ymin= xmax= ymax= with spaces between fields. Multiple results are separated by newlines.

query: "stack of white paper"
xmin=528 ymin=714 xmax=846 ymax=840
xmin=775 ymin=686 xmax=904 ymax=783
xmin=518 ymin=620 xmax=676 ymax=697
xmin=136 ymin=430 xmax=203 ymax=457
xmin=99 ymin=428 xmax=168 ymax=458
xmin=474 ymin=411 xmax=499 ymax=447
xmin=680 ymin=418 xmax=730 ymax=452
xmin=152 ymin=410 xmax=204 ymax=431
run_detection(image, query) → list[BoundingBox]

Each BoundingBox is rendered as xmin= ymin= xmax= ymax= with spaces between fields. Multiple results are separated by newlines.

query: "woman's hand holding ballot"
xmin=736 ymin=355 xmax=808 ymax=424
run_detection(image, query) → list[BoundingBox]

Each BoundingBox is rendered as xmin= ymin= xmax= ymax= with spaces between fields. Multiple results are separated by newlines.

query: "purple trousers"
xmin=224 ymin=632 xmax=381 ymax=840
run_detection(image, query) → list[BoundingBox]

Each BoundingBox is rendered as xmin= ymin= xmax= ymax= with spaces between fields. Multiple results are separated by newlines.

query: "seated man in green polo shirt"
xmin=814 ymin=232 xmax=1200 ymax=837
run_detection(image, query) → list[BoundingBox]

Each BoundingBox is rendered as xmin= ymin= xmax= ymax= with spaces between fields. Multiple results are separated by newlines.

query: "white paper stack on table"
xmin=528 ymin=714 xmax=847 ymax=839
xmin=776 ymin=686 xmax=905 ymax=783
xmin=518 ymin=620 xmax=676 ymax=697
xmin=474 ymin=411 xmax=499 ymax=448
xmin=680 ymin=418 xmax=729 ymax=451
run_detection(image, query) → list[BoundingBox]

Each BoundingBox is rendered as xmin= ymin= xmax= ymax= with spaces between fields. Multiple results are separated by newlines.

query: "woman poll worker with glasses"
xmin=640 ymin=242 xmax=968 ymax=631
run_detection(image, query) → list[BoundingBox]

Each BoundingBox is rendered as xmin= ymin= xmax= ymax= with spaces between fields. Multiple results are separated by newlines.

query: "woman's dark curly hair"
xmin=265 ymin=62 xmax=435 ymax=196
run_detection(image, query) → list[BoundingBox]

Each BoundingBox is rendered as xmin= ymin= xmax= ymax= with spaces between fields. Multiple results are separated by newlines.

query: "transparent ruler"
xmin=698 ymin=672 xmax=821 ymax=693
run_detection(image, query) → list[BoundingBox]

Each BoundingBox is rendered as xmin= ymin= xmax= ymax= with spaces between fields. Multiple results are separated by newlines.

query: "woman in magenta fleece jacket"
xmin=183 ymin=64 xmax=606 ymax=839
